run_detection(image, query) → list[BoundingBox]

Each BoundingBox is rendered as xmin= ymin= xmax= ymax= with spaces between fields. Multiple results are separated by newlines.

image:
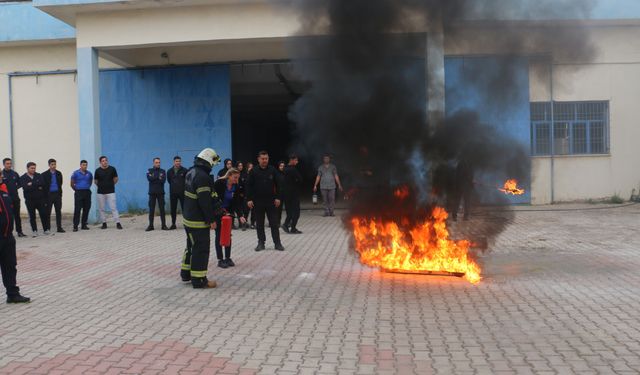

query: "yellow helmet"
xmin=196 ymin=148 xmax=221 ymax=167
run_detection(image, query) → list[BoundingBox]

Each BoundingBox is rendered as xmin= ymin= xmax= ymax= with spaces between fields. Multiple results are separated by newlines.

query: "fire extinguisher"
xmin=219 ymin=215 xmax=232 ymax=247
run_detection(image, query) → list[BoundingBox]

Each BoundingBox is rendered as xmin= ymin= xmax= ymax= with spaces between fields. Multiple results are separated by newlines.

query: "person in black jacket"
xmin=282 ymin=154 xmax=303 ymax=234
xmin=167 ymin=156 xmax=187 ymax=230
xmin=42 ymin=158 xmax=65 ymax=233
xmin=20 ymin=162 xmax=48 ymax=237
xmin=236 ymin=162 xmax=250 ymax=231
xmin=214 ymin=168 xmax=246 ymax=268
xmin=1 ymin=158 xmax=25 ymax=237
xmin=216 ymin=158 xmax=233 ymax=180
xmin=146 ymin=157 xmax=168 ymax=231
xmin=246 ymin=151 xmax=284 ymax=251
xmin=180 ymin=148 xmax=222 ymax=289
xmin=0 ymin=177 xmax=30 ymax=303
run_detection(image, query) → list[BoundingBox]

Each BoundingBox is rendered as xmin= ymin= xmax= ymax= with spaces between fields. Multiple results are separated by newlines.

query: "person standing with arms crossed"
xmin=246 ymin=151 xmax=284 ymax=251
xmin=1 ymin=158 xmax=25 ymax=237
xmin=167 ymin=156 xmax=187 ymax=230
xmin=313 ymin=154 xmax=343 ymax=217
xmin=70 ymin=160 xmax=93 ymax=232
xmin=94 ymin=156 xmax=123 ymax=230
xmin=42 ymin=158 xmax=65 ymax=233
xmin=146 ymin=157 xmax=168 ymax=231
xmin=20 ymin=162 xmax=48 ymax=236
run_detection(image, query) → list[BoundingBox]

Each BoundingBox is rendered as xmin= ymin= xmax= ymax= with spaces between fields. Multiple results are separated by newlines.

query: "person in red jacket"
xmin=0 ymin=175 xmax=31 ymax=303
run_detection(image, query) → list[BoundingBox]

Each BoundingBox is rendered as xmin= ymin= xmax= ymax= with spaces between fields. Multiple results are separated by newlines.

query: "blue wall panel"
xmin=99 ymin=65 xmax=231 ymax=212
xmin=444 ymin=56 xmax=531 ymax=204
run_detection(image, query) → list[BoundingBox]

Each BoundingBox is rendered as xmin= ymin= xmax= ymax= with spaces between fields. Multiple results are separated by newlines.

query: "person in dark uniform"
xmin=275 ymin=161 xmax=286 ymax=228
xmin=1 ymin=158 xmax=25 ymax=237
xmin=180 ymin=148 xmax=222 ymax=289
xmin=20 ymin=162 xmax=48 ymax=237
xmin=246 ymin=151 xmax=284 ymax=251
xmin=214 ymin=168 xmax=245 ymax=268
xmin=236 ymin=161 xmax=249 ymax=231
xmin=42 ymin=158 xmax=65 ymax=233
xmin=146 ymin=157 xmax=168 ymax=231
xmin=70 ymin=160 xmax=93 ymax=232
xmin=282 ymin=154 xmax=303 ymax=234
xmin=167 ymin=156 xmax=187 ymax=230
xmin=450 ymin=158 xmax=474 ymax=221
xmin=246 ymin=162 xmax=256 ymax=229
xmin=0 ymin=176 xmax=30 ymax=303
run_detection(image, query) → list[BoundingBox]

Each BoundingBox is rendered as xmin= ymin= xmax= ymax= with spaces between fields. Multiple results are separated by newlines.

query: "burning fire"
xmin=499 ymin=179 xmax=525 ymax=195
xmin=351 ymin=207 xmax=482 ymax=284
xmin=393 ymin=186 xmax=410 ymax=200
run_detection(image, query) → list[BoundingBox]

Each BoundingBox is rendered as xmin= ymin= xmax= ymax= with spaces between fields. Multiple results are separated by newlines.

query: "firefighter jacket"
xmin=182 ymin=164 xmax=222 ymax=229
xmin=0 ymin=183 xmax=14 ymax=239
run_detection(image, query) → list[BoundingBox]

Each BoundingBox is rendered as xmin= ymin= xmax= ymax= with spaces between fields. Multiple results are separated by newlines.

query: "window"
xmin=530 ymin=101 xmax=609 ymax=156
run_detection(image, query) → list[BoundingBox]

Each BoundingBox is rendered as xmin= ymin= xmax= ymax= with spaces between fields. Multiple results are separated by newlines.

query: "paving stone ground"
xmin=1 ymin=204 xmax=639 ymax=375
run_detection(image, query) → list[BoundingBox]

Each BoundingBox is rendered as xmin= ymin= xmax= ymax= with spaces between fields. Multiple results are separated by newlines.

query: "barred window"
xmin=530 ymin=101 xmax=609 ymax=156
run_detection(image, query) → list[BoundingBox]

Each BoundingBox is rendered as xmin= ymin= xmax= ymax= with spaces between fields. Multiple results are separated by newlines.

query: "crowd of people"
xmin=0 ymin=149 xmax=344 ymax=298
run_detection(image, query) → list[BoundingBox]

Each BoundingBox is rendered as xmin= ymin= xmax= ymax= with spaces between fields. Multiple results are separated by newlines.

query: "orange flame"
xmin=499 ymin=179 xmax=525 ymax=195
xmin=393 ymin=186 xmax=410 ymax=200
xmin=351 ymin=207 xmax=482 ymax=284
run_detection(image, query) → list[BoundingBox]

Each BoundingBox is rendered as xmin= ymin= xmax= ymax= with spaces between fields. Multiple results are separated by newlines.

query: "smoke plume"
xmin=288 ymin=0 xmax=595 ymax=242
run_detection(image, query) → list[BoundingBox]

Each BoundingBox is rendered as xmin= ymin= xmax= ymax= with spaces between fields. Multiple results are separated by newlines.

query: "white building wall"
xmin=529 ymin=25 xmax=640 ymax=203
xmin=0 ymin=43 xmax=117 ymax=213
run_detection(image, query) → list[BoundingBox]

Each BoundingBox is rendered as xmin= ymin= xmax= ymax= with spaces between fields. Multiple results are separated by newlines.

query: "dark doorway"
xmin=230 ymin=63 xmax=316 ymax=189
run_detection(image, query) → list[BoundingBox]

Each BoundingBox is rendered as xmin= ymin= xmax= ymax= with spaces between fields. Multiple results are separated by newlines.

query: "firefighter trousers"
xmin=181 ymin=227 xmax=211 ymax=287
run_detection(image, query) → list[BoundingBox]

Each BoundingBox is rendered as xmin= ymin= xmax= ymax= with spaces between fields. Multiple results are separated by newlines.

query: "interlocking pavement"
xmin=1 ymin=204 xmax=639 ymax=374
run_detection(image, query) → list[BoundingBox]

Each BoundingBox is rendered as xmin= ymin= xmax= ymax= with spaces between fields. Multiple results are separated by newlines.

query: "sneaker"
xmin=161 ymin=225 xmax=170 ymax=231
xmin=116 ymin=223 xmax=123 ymax=230
xmin=282 ymin=225 xmax=290 ymax=234
xmin=57 ymin=228 xmax=66 ymax=233
xmin=192 ymin=278 xmax=217 ymax=289
xmin=81 ymin=225 xmax=90 ymax=230
xmin=250 ymin=224 xmax=255 ymax=230
xmin=241 ymin=224 xmax=247 ymax=232
xmin=274 ymin=243 xmax=285 ymax=251
xmin=101 ymin=223 xmax=107 ymax=229
xmin=17 ymin=232 xmax=26 ymax=238
xmin=217 ymin=259 xmax=229 ymax=269
xmin=170 ymin=224 xmax=177 ymax=230
xmin=255 ymin=242 xmax=266 ymax=251
xmin=225 ymin=258 xmax=235 ymax=267
xmin=145 ymin=226 xmax=154 ymax=232
xmin=43 ymin=230 xmax=51 ymax=235
xmin=73 ymin=227 xmax=78 ymax=232
xmin=32 ymin=231 xmax=38 ymax=238
xmin=6 ymin=294 xmax=31 ymax=304
xmin=291 ymin=229 xmax=303 ymax=234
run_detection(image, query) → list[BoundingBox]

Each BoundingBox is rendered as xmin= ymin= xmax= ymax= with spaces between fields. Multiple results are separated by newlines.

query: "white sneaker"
xmin=43 ymin=230 xmax=51 ymax=235
xmin=32 ymin=231 xmax=38 ymax=237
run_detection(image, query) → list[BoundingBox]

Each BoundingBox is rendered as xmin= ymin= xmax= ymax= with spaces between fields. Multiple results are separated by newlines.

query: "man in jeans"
xmin=94 ymin=156 xmax=123 ymax=230
xmin=42 ymin=158 xmax=65 ymax=233
xmin=70 ymin=160 xmax=93 ymax=232
xmin=1 ymin=158 xmax=25 ymax=237
xmin=313 ymin=154 xmax=343 ymax=217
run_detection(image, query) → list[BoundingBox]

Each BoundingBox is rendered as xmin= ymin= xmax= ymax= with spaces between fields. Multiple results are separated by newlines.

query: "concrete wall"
xmin=99 ymin=65 xmax=232 ymax=212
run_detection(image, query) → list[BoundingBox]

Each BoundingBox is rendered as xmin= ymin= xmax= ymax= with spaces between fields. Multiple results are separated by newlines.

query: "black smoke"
xmin=287 ymin=0 xmax=595 ymax=240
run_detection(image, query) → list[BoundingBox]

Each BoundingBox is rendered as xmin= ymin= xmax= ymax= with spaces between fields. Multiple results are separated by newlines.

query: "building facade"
xmin=1 ymin=0 xmax=639 ymax=212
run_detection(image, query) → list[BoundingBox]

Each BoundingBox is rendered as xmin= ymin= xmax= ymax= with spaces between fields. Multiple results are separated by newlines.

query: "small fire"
xmin=499 ymin=179 xmax=525 ymax=195
xmin=393 ymin=185 xmax=410 ymax=200
xmin=351 ymin=207 xmax=482 ymax=284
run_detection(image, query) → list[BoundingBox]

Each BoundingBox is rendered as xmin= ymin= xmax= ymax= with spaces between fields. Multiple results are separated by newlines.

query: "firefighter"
xmin=180 ymin=148 xmax=222 ymax=289
xmin=0 ymin=174 xmax=31 ymax=303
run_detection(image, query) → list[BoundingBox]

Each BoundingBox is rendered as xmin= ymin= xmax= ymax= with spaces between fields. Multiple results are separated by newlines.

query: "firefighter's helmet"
xmin=196 ymin=148 xmax=221 ymax=168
